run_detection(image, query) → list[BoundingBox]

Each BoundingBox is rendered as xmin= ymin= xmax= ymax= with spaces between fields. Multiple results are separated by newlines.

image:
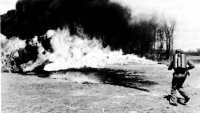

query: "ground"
xmin=1 ymin=63 xmax=200 ymax=113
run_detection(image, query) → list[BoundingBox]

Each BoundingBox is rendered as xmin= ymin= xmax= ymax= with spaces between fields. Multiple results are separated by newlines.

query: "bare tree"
xmin=163 ymin=21 xmax=175 ymax=59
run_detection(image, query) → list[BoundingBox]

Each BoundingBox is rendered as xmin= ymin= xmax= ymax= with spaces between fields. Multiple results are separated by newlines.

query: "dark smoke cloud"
xmin=1 ymin=0 xmax=159 ymax=55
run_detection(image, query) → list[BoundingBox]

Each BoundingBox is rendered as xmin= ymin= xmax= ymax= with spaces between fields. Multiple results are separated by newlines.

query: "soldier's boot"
xmin=170 ymin=89 xmax=178 ymax=106
xmin=184 ymin=97 xmax=190 ymax=104
xmin=169 ymin=95 xmax=178 ymax=106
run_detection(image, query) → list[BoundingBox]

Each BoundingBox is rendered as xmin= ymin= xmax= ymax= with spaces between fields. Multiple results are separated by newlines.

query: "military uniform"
xmin=168 ymin=55 xmax=195 ymax=106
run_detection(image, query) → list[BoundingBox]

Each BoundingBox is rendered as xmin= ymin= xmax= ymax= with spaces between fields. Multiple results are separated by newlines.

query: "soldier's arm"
xmin=187 ymin=60 xmax=195 ymax=70
xmin=168 ymin=61 xmax=173 ymax=70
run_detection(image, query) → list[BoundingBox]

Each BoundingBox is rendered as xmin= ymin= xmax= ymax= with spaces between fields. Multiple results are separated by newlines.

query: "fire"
xmin=1 ymin=28 xmax=156 ymax=73
xmin=44 ymin=28 xmax=156 ymax=71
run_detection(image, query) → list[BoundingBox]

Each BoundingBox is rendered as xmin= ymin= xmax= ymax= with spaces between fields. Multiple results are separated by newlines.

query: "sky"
xmin=112 ymin=0 xmax=200 ymax=51
xmin=0 ymin=0 xmax=200 ymax=51
xmin=0 ymin=0 xmax=18 ymax=15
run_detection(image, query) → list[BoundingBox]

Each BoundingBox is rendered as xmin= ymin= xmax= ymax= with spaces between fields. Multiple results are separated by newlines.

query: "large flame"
xmin=44 ymin=28 xmax=155 ymax=71
xmin=1 ymin=28 xmax=156 ymax=72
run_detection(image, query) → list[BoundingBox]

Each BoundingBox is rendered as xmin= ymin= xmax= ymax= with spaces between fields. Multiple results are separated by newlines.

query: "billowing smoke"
xmin=1 ymin=0 xmax=165 ymax=84
xmin=1 ymin=0 xmax=166 ymax=53
xmin=1 ymin=0 xmax=175 ymax=82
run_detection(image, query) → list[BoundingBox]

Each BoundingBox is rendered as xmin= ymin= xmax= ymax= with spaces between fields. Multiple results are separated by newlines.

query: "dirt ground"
xmin=1 ymin=64 xmax=200 ymax=113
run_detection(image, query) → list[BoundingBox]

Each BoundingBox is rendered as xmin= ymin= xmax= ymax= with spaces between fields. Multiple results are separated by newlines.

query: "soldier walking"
xmin=168 ymin=49 xmax=195 ymax=106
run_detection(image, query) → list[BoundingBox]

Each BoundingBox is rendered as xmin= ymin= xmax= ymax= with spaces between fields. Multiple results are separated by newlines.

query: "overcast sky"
xmin=1 ymin=0 xmax=200 ymax=51
xmin=112 ymin=0 xmax=200 ymax=51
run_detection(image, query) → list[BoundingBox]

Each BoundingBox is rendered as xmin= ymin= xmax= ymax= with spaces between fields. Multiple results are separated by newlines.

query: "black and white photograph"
xmin=1 ymin=0 xmax=200 ymax=113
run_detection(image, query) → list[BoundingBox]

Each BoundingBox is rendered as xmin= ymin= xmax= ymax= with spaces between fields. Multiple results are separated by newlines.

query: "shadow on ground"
xmin=16 ymin=67 xmax=158 ymax=92
xmin=53 ymin=68 xmax=158 ymax=92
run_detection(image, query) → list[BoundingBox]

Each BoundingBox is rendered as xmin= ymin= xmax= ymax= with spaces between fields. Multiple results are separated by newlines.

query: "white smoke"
xmin=1 ymin=35 xmax=26 ymax=72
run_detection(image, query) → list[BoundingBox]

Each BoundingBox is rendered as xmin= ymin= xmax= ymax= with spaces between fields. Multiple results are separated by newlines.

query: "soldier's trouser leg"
xmin=177 ymin=76 xmax=189 ymax=99
xmin=178 ymin=88 xmax=189 ymax=99
xmin=170 ymin=76 xmax=178 ymax=104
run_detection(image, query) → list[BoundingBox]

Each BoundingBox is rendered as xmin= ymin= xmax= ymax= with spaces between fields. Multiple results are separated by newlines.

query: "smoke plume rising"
xmin=1 ymin=0 xmax=167 ymax=54
xmin=1 ymin=0 xmax=175 ymax=74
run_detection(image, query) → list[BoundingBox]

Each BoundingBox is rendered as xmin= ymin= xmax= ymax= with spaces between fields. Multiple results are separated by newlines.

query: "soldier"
xmin=168 ymin=49 xmax=195 ymax=106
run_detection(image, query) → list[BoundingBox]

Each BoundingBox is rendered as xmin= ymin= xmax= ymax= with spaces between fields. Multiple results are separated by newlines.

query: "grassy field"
xmin=1 ymin=64 xmax=200 ymax=113
xmin=188 ymin=55 xmax=200 ymax=64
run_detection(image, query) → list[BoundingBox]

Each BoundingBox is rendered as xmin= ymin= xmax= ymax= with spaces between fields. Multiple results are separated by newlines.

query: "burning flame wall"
xmin=1 ymin=0 xmax=162 ymax=54
xmin=44 ymin=28 xmax=155 ymax=71
xmin=1 ymin=28 xmax=155 ymax=72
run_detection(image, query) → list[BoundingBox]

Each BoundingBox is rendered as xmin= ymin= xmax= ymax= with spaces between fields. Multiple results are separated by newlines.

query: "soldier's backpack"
xmin=173 ymin=53 xmax=187 ymax=69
